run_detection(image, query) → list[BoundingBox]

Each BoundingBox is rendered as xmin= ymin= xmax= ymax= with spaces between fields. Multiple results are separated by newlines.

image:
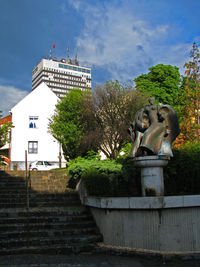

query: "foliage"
xmin=134 ymin=64 xmax=182 ymax=111
xmin=68 ymin=158 xmax=122 ymax=180
xmin=82 ymin=168 xmax=111 ymax=196
xmin=117 ymin=142 xmax=132 ymax=158
xmin=92 ymin=81 xmax=147 ymax=159
xmin=68 ymin=140 xmax=200 ymax=197
xmin=84 ymin=150 xmax=101 ymax=160
xmin=0 ymin=111 xmax=13 ymax=149
xmin=165 ymin=141 xmax=200 ymax=195
xmin=50 ymin=81 xmax=147 ymax=160
xmin=49 ymin=89 xmax=95 ymax=159
xmin=175 ymin=42 xmax=200 ymax=146
xmin=68 ymin=157 xmax=141 ymax=196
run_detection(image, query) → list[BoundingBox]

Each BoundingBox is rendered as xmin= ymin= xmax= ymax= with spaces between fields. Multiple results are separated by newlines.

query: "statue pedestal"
xmin=134 ymin=156 xmax=168 ymax=196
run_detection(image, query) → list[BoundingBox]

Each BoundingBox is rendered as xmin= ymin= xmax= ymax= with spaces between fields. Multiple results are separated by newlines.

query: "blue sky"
xmin=0 ymin=0 xmax=200 ymax=116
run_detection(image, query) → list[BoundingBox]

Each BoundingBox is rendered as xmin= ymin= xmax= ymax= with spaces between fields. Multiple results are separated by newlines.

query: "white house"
xmin=10 ymin=83 xmax=65 ymax=170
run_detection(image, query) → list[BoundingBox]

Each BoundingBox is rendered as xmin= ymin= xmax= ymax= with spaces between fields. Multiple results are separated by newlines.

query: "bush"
xmin=120 ymin=157 xmax=141 ymax=195
xmin=165 ymin=141 xmax=200 ymax=195
xmin=82 ymin=168 xmax=111 ymax=196
xmin=68 ymin=157 xmax=141 ymax=196
xmin=68 ymin=141 xmax=200 ymax=197
xmin=68 ymin=158 xmax=122 ymax=180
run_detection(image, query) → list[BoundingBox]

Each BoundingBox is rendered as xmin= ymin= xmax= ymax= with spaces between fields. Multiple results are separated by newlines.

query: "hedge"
xmin=164 ymin=142 xmax=200 ymax=195
xmin=68 ymin=142 xmax=200 ymax=196
xmin=67 ymin=158 xmax=141 ymax=196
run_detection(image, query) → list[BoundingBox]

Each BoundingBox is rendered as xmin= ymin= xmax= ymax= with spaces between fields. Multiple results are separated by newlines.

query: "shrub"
xmin=67 ymin=159 xmax=122 ymax=180
xmin=68 ymin=141 xmax=200 ymax=197
xmin=120 ymin=157 xmax=141 ymax=195
xmin=165 ymin=141 xmax=200 ymax=195
xmin=82 ymin=168 xmax=111 ymax=196
xmin=67 ymin=157 xmax=141 ymax=196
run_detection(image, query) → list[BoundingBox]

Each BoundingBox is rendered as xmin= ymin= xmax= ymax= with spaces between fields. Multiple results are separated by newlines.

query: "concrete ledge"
xmin=96 ymin=243 xmax=200 ymax=260
xmin=83 ymin=195 xmax=200 ymax=209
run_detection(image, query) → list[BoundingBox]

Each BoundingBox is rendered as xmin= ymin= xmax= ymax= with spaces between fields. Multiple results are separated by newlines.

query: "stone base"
xmin=134 ymin=156 xmax=168 ymax=196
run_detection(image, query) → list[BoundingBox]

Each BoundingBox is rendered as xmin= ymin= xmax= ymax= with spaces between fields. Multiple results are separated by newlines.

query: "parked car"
xmin=29 ymin=161 xmax=59 ymax=171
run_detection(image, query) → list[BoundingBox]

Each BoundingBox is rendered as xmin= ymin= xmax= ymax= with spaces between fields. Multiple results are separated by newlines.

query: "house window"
xmin=28 ymin=141 xmax=38 ymax=154
xmin=29 ymin=116 xmax=38 ymax=128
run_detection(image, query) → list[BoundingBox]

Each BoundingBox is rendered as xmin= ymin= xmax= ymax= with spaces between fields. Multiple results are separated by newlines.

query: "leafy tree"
xmin=0 ymin=111 xmax=13 ymax=149
xmin=49 ymin=89 xmax=95 ymax=159
xmin=49 ymin=82 xmax=147 ymax=160
xmin=175 ymin=42 xmax=200 ymax=145
xmin=92 ymin=81 xmax=147 ymax=159
xmin=134 ymin=64 xmax=182 ymax=110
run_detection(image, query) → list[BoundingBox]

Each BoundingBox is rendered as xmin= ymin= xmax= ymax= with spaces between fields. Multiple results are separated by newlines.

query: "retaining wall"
xmin=82 ymin=195 xmax=200 ymax=252
xmin=1 ymin=170 xmax=70 ymax=193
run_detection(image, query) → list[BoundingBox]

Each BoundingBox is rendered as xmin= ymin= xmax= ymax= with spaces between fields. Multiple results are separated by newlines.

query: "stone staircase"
xmin=0 ymin=170 xmax=102 ymax=255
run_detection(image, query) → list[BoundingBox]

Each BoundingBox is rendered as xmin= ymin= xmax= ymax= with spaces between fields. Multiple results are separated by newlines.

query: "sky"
xmin=0 ymin=0 xmax=200 ymax=116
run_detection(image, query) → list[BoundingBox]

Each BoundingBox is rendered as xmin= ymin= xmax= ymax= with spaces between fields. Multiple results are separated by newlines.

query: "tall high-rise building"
xmin=32 ymin=55 xmax=91 ymax=97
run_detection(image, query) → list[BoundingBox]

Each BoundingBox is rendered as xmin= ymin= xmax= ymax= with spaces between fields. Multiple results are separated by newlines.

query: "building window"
xmin=28 ymin=141 xmax=38 ymax=154
xmin=29 ymin=116 xmax=38 ymax=128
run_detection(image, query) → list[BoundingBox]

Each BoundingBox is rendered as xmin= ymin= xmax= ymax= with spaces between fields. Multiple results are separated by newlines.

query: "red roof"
xmin=0 ymin=115 xmax=11 ymax=125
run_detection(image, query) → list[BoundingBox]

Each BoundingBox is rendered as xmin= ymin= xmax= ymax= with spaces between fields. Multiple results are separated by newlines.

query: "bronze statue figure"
xmin=128 ymin=98 xmax=180 ymax=158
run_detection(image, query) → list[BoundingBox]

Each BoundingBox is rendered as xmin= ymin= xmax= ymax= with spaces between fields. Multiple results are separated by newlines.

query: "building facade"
xmin=10 ymin=83 xmax=65 ymax=170
xmin=32 ymin=58 xmax=92 ymax=97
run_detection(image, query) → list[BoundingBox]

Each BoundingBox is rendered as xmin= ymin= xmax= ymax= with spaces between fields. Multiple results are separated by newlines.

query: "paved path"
xmin=0 ymin=253 xmax=200 ymax=267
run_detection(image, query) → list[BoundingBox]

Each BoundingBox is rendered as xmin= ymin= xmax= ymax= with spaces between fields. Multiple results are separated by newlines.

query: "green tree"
xmin=49 ymin=89 xmax=95 ymax=159
xmin=92 ymin=81 xmax=147 ymax=159
xmin=134 ymin=64 xmax=182 ymax=110
xmin=49 ymin=82 xmax=147 ymax=160
xmin=0 ymin=111 xmax=13 ymax=149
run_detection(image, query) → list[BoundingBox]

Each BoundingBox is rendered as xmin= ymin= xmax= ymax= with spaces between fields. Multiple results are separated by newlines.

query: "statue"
xmin=128 ymin=98 xmax=180 ymax=158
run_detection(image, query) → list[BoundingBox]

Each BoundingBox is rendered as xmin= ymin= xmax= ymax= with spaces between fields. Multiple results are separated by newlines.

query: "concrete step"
xmin=0 ymin=197 xmax=81 ymax=208
xmin=0 ymin=215 xmax=93 ymax=225
xmin=0 ymin=206 xmax=88 ymax=215
xmin=0 ymin=198 xmax=80 ymax=204
xmin=0 ymin=234 xmax=102 ymax=248
xmin=0 ymin=172 xmax=102 ymax=255
xmin=0 ymin=194 xmax=80 ymax=202
xmin=0 ymin=221 xmax=96 ymax=231
xmin=0 ymin=192 xmax=78 ymax=196
xmin=0 ymin=189 xmax=27 ymax=194
xmin=0 ymin=242 xmax=97 ymax=255
xmin=0 ymin=226 xmax=99 ymax=239
xmin=0 ymin=198 xmax=27 ymax=203
xmin=29 ymin=202 xmax=81 ymax=208
xmin=0 ymin=203 xmax=27 ymax=208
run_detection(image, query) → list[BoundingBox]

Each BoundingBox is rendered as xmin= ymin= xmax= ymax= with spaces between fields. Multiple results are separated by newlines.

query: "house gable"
xmin=10 ymin=83 xmax=61 ymax=167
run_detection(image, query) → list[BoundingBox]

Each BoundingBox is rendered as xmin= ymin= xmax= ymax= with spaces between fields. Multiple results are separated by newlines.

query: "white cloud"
xmin=68 ymin=0 xmax=81 ymax=11
xmin=70 ymin=1 xmax=192 ymax=81
xmin=155 ymin=43 xmax=191 ymax=75
xmin=0 ymin=85 xmax=28 ymax=117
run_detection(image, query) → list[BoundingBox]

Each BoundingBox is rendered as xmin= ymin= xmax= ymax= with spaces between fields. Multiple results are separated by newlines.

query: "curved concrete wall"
xmin=83 ymin=196 xmax=200 ymax=252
